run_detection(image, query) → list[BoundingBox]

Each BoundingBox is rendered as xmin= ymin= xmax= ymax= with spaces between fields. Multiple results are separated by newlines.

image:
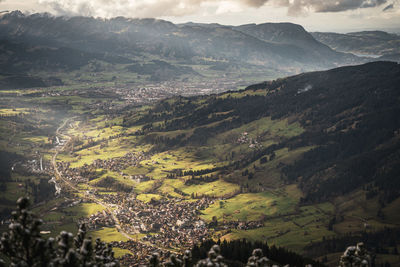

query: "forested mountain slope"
xmin=124 ymin=61 xmax=400 ymax=204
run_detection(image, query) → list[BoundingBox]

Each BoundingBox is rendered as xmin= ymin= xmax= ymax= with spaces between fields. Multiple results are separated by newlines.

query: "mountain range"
xmin=0 ymin=11 xmax=353 ymax=68
xmin=1 ymin=10 xmax=400 ymax=264
xmin=0 ymin=11 xmax=374 ymax=90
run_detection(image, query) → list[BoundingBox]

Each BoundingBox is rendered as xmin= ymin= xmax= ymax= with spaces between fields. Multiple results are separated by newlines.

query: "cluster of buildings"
xmin=114 ymin=240 xmax=167 ymax=266
xmin=221 ymin=220 xmax=264 ymax=231
xmin=237 ymin=132 xmax=263 ymax=149
xmin=78 ymin=210 xmax=115 ymax=230
xmin=56 ymin=162 xmax=89 ymax=184
xmin=91 ymin=151 xmax=148 ymax=172
xmin=117 ymin=78 xmax=245 ymax=105
xmin=56 ymin=150 xmax=149 ymax=185
xmin=99 ymin=194 xmax=213 ymax=250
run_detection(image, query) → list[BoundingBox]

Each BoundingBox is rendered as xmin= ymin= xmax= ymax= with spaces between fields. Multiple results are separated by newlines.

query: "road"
xmin=51 ymin=118 xmax=178 ymax=254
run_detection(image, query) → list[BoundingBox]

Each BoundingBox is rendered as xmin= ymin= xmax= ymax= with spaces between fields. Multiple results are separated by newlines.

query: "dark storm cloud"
xmin=315 ymin=0 xmax=387 ymax=12
xmin=382 ymin=3 xmax=394 ymax=10
xmin=244 ymin=0 xmax=389 ymax=12
xmin=222 ymin=0 xmax=390 ymax=14
xmin=38 ymin=0 xmax=392 ymax=18
xmin=273 ymin=0 xmax=389 ymax=14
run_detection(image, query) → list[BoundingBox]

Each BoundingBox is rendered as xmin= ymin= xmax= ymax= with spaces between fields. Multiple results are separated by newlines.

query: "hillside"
xmin=123 ymin=61 xmax=399 ymax=253
xmin=79 ymin=62 xmax=394 ymax=262
xmin=0 ymin=39 xmax=130 ymax=89
xmin=235 ymin=23 xmax=348 ymax=63
xmin=0 ymin=11 xmax=364 ymax=81
xmin=123 ymin=61 xmax=400 ymax=201
xmin=110 ymin=61 xmax=399 ymax=264
xmin=312 ymin=31 xmax=400 ymax=59
xmin=1 ymin=61 xmax=399 ymax=265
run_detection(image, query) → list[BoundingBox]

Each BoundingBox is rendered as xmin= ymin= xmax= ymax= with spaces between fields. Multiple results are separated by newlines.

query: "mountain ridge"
xmin=0 ymin=11 xmax=363 ymax=72
xmin=312 ymin=30 xmax=400 ymax=60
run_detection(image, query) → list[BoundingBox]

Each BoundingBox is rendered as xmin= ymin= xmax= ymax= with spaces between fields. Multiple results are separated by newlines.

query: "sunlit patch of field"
xmin=134 ymin=180 xmax=158 ymax=194
xmin=66 ymin=121 xmax=81 ymax=135
xmin=284 ymin=184 xmax=304 ymax=200
xmin=64 ymin=202 xmax=106 ymax=218
xmin=217 ymin=89 xmax=268 ymax=99
xmin=89 ymin=170 xmax=136 ymax=188
xmin=22 ymin=135 xmax=49 ymax=144
xmin=154 ymin=178 xmax=240 ymax=199
xmin=0 ymin=108 xmax=30 ymax=116
xmin=113 ymin=248 xmax=133 ymax=258
xmin=81 ymin=126 xmax=125 ymax=141
xmin=136 ymin=193 xmax=163 ymax=203
xmin=56 ymin=151 xmax=76 ymax=162
xmin=140 ymin=150 xmax=217 ymax=180
xmin=122 ymin=165 xmax=149 ymax=176
xmin=88 ymin=227 xmax=130 ymax=243
xmin=68 ymin=141 xmax=130 ymax=168
xmin=66 ymin=120 xmax=124 ymax=141
xmin=157 ymin=179 xmax=185 ymax=198
xmin=201 ymin=190 xmax=296 ymax=222
xmin=97 ymin=117 xmax=124 ymax=128
xmin=181 ymin=180 xmax=240 ymax=198
xmin=267 ymin=223 xmax=335 ymax=252
xmin=221 ymin=202 xmax=336 ymax=252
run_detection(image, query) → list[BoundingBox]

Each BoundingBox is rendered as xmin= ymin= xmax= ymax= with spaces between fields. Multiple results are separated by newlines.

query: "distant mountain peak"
xmin=0 ymin=11 xmax=363 ymax=71
xmin=2 ymin=10 xmax=24 ymax=18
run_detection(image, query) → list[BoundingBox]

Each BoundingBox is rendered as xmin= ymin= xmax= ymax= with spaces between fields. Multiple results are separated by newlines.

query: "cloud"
xmin=38 ymin=0 xmax=210 ymax=17
xmin=274 ymin=0 xmax=389 ymax=15
xmin=36 ymin=0 xmax=392 ymax=18
xmin=382 ymin=3 xmax=394 ymax=10
xmin=239 ymin=0 xmax=389 ymax=13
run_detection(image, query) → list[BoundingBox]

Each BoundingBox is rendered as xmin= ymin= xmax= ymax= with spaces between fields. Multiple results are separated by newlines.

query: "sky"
xmin=0 ymin=0 xmax=399 ymax=32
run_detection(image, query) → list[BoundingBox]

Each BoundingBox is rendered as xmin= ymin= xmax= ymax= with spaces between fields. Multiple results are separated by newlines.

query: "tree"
xmin=210 ymin=216 xmax=218 ymax=227
xmin=0 ymin=197 xmax=119 ymax=267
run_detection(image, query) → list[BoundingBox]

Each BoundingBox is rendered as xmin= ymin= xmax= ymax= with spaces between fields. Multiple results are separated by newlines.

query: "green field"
xmin=221 ymin=202 xmax=336 ymax=252
xmin=202 ymin=190 xmax=296 ymax=222
xmin=65 ymin=203 xmax=106 ymax=218
xmin=1 ymin=68 xmax=400 ymax=266
xmin=88 ymin=227 xmax=130 ymax=243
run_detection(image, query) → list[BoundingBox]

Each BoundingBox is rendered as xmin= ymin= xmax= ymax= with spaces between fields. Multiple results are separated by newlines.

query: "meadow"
xmin=1 ymin=69 xmax=399 ymax=266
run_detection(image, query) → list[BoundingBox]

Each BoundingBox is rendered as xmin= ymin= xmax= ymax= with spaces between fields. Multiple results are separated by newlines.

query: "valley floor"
xmin=1 ymin=74 xmax=399 ymax=266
